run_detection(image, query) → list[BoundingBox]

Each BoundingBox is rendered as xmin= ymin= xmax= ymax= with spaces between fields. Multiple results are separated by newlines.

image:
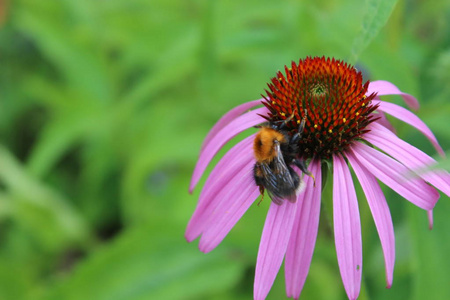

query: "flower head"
xmin=186 ymin=56 xmax=450 ymax=300
xmin=262 ymin=57 xmax=378 ymax=159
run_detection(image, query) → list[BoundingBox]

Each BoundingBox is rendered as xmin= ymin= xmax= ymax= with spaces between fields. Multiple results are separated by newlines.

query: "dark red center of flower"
xmin=262 ymin=56 xmax=378 ymax=159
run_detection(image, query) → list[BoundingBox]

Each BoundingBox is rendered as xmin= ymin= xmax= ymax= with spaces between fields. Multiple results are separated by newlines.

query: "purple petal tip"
xmin=199 ymin=247 xmax=211 ymax=254
xmin=427 ymin=210 xmax=434 ymax=230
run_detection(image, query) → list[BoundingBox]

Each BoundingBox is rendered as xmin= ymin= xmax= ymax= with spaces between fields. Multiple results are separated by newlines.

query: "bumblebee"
xmin=253 ymin=112 xmax=314 ymax=205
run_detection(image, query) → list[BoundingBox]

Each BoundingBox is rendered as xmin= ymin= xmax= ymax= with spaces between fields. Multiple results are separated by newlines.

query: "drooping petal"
xmin=190 ymin=107 xmax=268 ymax=192
xmin=365 ymin=123 xmax=450 ymax=197
xmin=198 ymin=136 xmax=255 ymax=204
xmin=186 ymin=136 xmax=255 ymax=242
xmin=198 ymin=161 xmax=259 ymax=252
xmin=367 ymin=80 xmax=419 ymax=110
xmin=254 ymin=201 xmax=298 ymax=300
xmin=427 ymin=210 xmax=434 ymax=230
xmin=347 ymin=152 xmax=395 ymax=288
xmin=285 ymin=158 xmax=322 ymax=299
xmin=192 ymin=160 xmax=256 ymax=248
xmin=333 ymin=154 xmax=362 ymax=300
xmin=351 ymin=143 xmax=439 ymax=210
xmin=374 ymin=111 xmax=396 ymax=133
xmin=373 ymin=100 xmax=444 ymax=156
xmin=200 ymin=99 xmax=263 ymax=153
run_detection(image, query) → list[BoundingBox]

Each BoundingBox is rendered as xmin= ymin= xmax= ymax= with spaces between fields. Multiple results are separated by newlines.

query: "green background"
xmin=1 ymin=0 xmax=449 ymax=299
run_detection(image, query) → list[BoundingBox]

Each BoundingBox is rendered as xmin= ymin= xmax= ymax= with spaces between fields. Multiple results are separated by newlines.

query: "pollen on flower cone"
xmin=262 ymin=56 xmax=378 ymax=159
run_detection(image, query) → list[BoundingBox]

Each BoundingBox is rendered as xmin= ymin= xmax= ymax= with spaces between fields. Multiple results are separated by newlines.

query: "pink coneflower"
xmin=186 ymin=56 xmax=450 ymax=300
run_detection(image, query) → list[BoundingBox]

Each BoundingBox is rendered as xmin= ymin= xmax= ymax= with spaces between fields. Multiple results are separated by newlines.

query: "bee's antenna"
xmin=297 ymin=109 xmax=308 ymax=135
xmin=285 ymin=109 xmax=297 ymax=122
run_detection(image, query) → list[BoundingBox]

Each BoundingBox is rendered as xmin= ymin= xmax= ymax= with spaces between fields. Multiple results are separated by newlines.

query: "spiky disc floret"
xmin=262 ymin=56 xmax=378 ymax=159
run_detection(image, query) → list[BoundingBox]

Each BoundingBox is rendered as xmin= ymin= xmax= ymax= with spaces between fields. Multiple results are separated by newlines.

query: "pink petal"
xmin=190 ymin=107 xmax=268 ymax=192
xmin=200 ymin=99 xmax=263 ymax=153
xmin=351 ymin=143 xmax=439 ymax=210
xmin=374 ymin=100 xmax=444 ymax=156
xmin=374 ymin=112 xmax=396 ymax=134
xmin=198 ymin=160 xmax=259 ymax=253
xmin=427 ymin=210 xmax=433 ymax=230
xmin=365 ymin=123 xmax=450 ymax=197
xmin=186 ymin=136 xmax=255 ymax=242
xmin=285 ymin=158 xmax=322 ymax=299
xmin=367 ymin=80 xmax=419 ymax=110
xmin=254 ymin=201 xmax=298 ymax=300
xmin=333 ymin=154 xmax=362 ymax=300
xmin=347 ymin=152 xmax=395 ymax=289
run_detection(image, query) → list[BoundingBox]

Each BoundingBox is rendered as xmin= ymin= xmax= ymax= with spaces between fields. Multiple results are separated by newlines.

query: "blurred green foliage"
xmin=0 ymin=0 xmax=449 ymax=299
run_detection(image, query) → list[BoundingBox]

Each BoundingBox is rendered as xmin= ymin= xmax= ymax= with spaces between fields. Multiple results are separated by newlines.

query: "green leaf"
xmin=44 ymin=223 xmax=244 ymax=300
xmin=349 ymin=0 xmax=398 ymax=64
xmin=0 ymin=258 xmax=36 ymax=300
xmin=0 ymin=146 xmax=91 ymax=250
xmin=408 ymin=202 xmax=450 ymax=300
xmin=15 ymin=1 xmax=113 ymax=102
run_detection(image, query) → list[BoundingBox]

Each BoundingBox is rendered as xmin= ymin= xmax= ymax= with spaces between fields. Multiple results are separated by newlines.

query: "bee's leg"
xmin=298 ymin=112 xmax=307 ymax=135
xmin=254 ymin=163 xmax=266 ymax=205
xmin=290 ymin=120 xmax=306 ymax=147
xmin=257 ymin=186 xmax=265 ymax=206
xmin=293 ymin=159 xmax=316 ymax=187
xmin=272 ymin=120 xmax=286 ymax=130
xmin=273 ymin=110 xmax=297 ymax=130
xmin=291 ymin=110 xmax=308 ymax=142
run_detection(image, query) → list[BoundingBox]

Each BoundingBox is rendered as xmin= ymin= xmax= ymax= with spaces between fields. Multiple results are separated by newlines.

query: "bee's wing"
xmin=259 ymin=142 xmax=298 ymax=204
xmin=266 ymin=188 xmax=297 ymax=205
